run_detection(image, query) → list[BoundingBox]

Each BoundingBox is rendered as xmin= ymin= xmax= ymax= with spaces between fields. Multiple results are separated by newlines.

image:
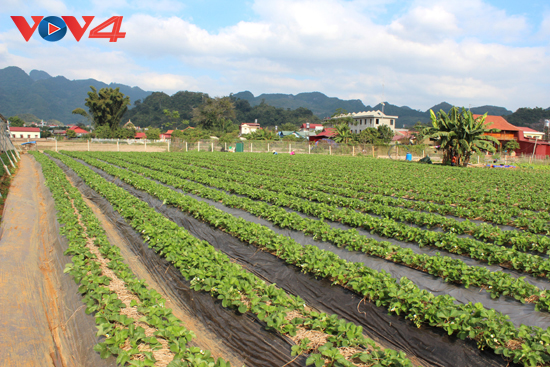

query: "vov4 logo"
xmin=11 ymin=16 xmax=125 ymax=42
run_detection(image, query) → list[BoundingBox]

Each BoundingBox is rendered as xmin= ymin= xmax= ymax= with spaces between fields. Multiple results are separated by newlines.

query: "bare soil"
xmin=65 ymin=174 xmax=245 ymax=367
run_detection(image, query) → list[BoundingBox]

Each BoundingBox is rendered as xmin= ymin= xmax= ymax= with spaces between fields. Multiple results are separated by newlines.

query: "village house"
xmin=240 ymin=122 xmax=261 ymax=135
xmin=9 ymin=127 xmax=41 ymax=139
xmin=333 ymin=111 xmax=398 ymax=133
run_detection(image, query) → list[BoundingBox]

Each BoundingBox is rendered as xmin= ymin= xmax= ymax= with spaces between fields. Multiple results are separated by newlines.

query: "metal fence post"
xmin=0 ymin=157 xmax=10 ymax=176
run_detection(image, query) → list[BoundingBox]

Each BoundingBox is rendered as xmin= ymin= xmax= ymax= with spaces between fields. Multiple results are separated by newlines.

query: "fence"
xmin=0 ymin=117 xmax=21 ymax=175
xmin=170 ymin=139 xmax=445 ymax=161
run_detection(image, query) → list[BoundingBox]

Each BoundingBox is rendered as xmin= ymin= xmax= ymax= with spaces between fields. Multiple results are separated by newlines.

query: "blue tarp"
xmin=21 ymin=141 xmax=36 ymax=145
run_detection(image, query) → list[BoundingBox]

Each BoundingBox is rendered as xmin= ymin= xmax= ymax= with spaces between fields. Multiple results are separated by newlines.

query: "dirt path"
xmin=65 ymin=173 xmax=245 ymax=367
xmin=0 ymin=154 xmax=67 ymax=366
xmin=0 ymin=155 xmax=116 ymax=367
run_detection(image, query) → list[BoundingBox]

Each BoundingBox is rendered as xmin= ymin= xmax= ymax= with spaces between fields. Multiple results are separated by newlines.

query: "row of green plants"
xmin=63 ymin=150 xmax=550 ymax=366
xmin=189 ymin=151 xmax=550 ymax=214
xmin=175 ymin=152 xmax=550 ymax=229
xmin=31 ymin=151 xmax=229 ymax=367
xmin=49 ymin=151 xmax=411 ymax=367
xmin=83 ymin=151 xmax=550 ymax=312
xmin=97 ymin=151 xmax=550 ymax=284
xmin=149 ymin=152 xmax=550 ymax=248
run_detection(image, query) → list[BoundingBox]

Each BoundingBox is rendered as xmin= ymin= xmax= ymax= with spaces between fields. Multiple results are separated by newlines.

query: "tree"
xmin=40 ymin=127 xmax=52 ymax=138
xmin=66 ymin=129 xmax=76 ymax=139
xmin=410 ymin=121 xmax=431 ymax=144
xmin=504 ymin=140 xmax=520 ymax=153
xmin=358 ymin=128 xmax=380 ymax=144
xmin=163 ymin=109 xmax=189 ymax=130
xmin=95 ymin=125 xmax=112 ymax=138
xmin=280 ymin=122 xmax=299 ymax=131
xmin=427 ymin=107 xmax=500 ymax=166
xmin=146 ymin=128 xmax=161 ymax=140
xmin=74 ymin=86 xmax=130 ymax=129
xmin=192 ymin=97 xmax=236 ymax=132
xmin=9 ymin=116 xmax=25 ymax=127
xmin=377 ymin=125 xmax=394 ymax=144
xmin=333 ymin=123 xmax=353 ymax=144
xmin=245 ymin=129 xmax=278 ymax=140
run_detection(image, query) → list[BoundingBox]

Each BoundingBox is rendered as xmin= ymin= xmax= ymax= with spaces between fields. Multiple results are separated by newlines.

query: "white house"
xmin=299 ymin=123 xmax=324 ymax=133
xmin=240 ymin=122 xmax=261 ymax=135
xmin=333 ymin=110 xmax=398 ymax=133
xmin=9 ymin=127 xmax=41 ymax=139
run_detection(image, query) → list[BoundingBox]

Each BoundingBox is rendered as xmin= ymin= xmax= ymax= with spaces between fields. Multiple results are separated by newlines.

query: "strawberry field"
xmin=31 ymin=150 xmax=550 ymax=367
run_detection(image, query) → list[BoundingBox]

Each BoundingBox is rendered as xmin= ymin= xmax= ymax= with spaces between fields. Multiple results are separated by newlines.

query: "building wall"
xmin=348 ymin=117 xmax=396 ymax=134
xmin=240 ymin=125 xmax=259 ymax=135
xmin=11 ymin=132 xmax=40 ymax=139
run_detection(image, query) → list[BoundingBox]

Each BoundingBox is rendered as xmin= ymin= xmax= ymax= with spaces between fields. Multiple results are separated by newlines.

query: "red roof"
xmin=475 ymin=115 xmax=521 ymax=132
xmin=392 ymin=131 xmax=413 ymax=141
xmin=9 ymin=127 xmax=40 ymax=132
xmin=165 ymin=130 xmax=174 ymax=135
xmin=300 ymin=123 xmax=323 ymax=129
xmin=241 ymin=123 xmax=260 ymax=126
xmin=135 ymin=132 xmax=146 ymax=139
xmin=313 ymin=128 xmax=337 ymax=137
xmin=68 ymin=126 xmax=89 ymax=134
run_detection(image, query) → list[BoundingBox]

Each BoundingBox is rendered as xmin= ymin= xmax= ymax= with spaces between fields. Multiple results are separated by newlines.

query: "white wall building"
xmin=240 ymin=122 xmax=261 ymax=135
xmin=333 ymin=110 xmax=398 ymax=134
xmin=9 ymin=127 xmax=41 ymax=139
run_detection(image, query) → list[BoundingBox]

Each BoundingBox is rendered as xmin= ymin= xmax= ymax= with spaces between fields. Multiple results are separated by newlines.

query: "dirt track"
xmin=0 ymin=155 xmax=69 ymax=366
xmin=0 ymin=155 xmax=116 ymax=367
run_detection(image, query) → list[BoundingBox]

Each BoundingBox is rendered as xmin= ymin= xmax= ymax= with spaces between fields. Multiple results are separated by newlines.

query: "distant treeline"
xmin=122 ymin=91 xmax=322 ymax=129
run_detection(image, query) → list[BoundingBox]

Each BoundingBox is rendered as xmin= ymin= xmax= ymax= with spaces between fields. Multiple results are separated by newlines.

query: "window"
xmin=390 ymin=119 xmax=394 ymax=125
xmin=376 ymin=119 xmax=379 ymax=125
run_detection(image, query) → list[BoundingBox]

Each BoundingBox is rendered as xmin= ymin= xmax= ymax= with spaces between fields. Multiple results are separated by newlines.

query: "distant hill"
xmin=0 ymin=66 xmax=152 ymax=125
xmin=233 ymin=91 xmax=367 ymax=118
xmin=232 ymin=92 xmax=514 ymax=127
xmin=0 ymin=66 xmax=524 ymax=128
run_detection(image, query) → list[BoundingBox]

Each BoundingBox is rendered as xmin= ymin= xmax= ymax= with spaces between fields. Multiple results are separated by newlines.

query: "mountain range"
xmin=232 ymin=91 xmax=514 ymax=127
xmin=0 ymin=66 xmax=151 ymax=125
xmin=1 ymin=66 xmax=546 ymax=129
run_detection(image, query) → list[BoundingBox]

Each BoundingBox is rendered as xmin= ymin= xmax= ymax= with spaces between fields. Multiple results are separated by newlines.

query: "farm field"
xmin=4 ymin=150 xmax=550 ymax=366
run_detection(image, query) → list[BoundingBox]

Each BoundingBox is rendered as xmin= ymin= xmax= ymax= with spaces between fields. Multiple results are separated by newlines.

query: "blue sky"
xmin=0 ymin=0 xmax=549 ymax=111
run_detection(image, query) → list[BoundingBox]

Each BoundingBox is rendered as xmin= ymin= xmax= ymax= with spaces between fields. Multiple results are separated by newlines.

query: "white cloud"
xmin=0 ymin=0 xmax=548 ymax=111
xmin=1 ymin=0 xmax=68 ymax=13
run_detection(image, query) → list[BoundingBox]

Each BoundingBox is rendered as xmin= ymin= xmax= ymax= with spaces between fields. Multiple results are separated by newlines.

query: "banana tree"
xmin=428 ymin=107 xmax=500 ymax=166
xmin=333 ymin=123 xmax=354 ymax=144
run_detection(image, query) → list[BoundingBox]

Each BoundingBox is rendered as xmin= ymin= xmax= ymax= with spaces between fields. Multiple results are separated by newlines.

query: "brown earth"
xmin=0 ymin=154 xmax=71 ymax=366
xmin=67 ymin=173 xmax=245 ymax=366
